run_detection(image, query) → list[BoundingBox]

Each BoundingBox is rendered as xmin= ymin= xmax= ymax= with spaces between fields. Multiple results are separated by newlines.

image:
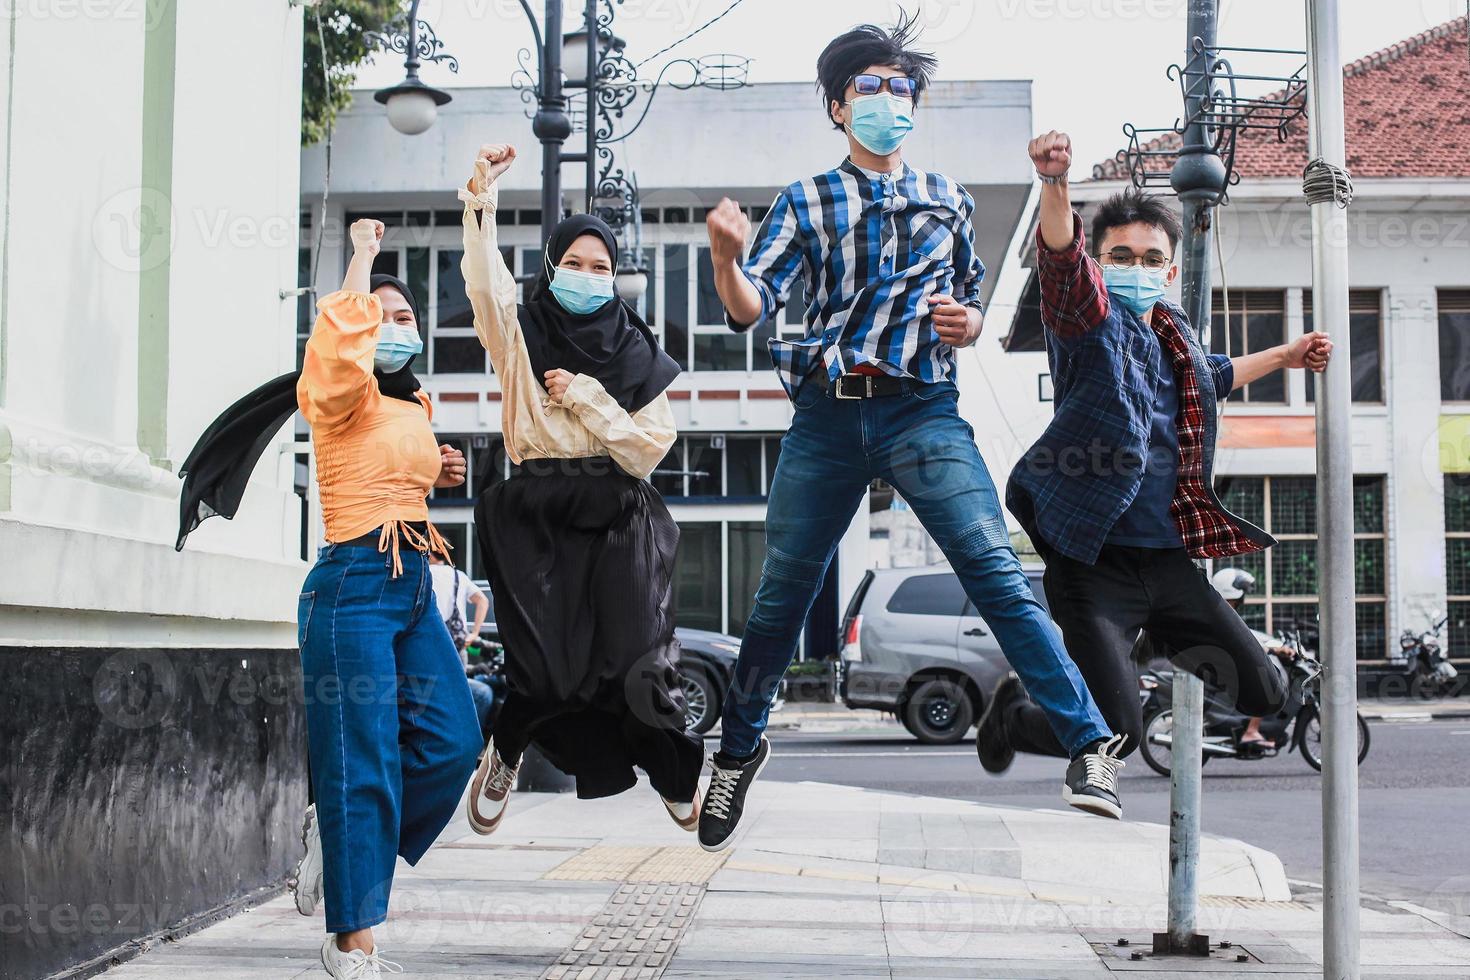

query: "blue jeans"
xmin=469 ymin=675 xmax=497 ymax=742
xmin=718 ymin=379 xmax=1111 ymax=759
xmin=298 ymin=543 xmax=482 ymax=933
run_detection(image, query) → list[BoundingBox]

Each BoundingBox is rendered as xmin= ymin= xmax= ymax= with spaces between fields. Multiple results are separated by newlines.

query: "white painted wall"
xmin=0 ymin=2 xmax=306 ymax=647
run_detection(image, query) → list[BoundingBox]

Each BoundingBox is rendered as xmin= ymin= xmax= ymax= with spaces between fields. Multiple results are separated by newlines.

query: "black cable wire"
xmin=634 ymin=0 xmax=748 ymax=69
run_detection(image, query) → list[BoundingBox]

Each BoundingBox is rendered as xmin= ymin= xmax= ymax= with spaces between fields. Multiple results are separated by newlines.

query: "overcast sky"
xmin=351 ymin=0 xmax=1456 ymax=177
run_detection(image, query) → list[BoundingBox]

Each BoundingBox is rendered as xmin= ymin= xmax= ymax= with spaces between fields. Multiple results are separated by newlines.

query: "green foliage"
xmin=301 ymin=0 xmax=402 ymax=147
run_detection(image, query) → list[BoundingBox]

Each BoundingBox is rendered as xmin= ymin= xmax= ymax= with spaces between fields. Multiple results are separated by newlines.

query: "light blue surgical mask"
xmin=1101 ymin=263 xmax=1169 ymax=317
xmin=549 ymin=266 xmax=616 ymax=316
xmin=845 ymin=93 xmax=914 ymax=156
xmin=374 ymin=321 xmax=422 ymax=372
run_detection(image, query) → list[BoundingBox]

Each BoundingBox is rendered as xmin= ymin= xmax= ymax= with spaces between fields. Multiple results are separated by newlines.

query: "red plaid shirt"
xmin=1037 ymin=214 xmax=1260 ymax=559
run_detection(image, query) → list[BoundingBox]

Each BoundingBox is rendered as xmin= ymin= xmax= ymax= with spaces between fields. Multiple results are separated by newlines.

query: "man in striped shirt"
xmin=695 ymin=15 xmax=1120 ymax=854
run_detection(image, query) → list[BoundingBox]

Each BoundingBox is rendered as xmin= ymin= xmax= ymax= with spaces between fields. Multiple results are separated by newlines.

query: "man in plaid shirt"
xmin=981 ymin=130 xmax=1335 ymax=775
xmin=695 ymin=18 xmax=1127 ymax=847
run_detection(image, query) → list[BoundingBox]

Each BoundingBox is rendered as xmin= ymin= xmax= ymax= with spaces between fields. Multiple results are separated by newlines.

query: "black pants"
xmin=1007 ymin=545 xmax=1289 ymax=759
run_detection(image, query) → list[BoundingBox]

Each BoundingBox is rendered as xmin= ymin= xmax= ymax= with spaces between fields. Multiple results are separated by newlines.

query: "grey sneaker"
xmin=1063 ymin=734 xmax=1126 ymax=819
xmin=291 ymin=805 xmax=323 ymax=916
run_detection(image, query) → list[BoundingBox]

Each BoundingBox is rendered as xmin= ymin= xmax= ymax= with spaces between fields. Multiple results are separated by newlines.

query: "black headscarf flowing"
xmin=175 ymin=276 xmax=425 ymax=550
xmin=521 ymin=213 xmax=679 ymax=413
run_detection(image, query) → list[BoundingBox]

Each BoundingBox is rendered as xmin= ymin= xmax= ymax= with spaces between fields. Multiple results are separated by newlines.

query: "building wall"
xmin=987 ymin=179 xmax=1470 ymax=664
xmin=0 ymin=4 xmax=308 ymax=977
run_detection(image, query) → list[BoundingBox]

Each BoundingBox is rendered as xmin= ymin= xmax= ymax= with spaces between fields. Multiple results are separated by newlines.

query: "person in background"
xmin=1208 ymin=568 xmax=1296 ymax=745
xmin=429 ymin=551 xmax=496 ymax=742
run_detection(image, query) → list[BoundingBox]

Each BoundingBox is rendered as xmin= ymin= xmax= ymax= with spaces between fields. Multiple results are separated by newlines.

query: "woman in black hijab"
xmin=457 ymin=143 xmax=703 ymax=835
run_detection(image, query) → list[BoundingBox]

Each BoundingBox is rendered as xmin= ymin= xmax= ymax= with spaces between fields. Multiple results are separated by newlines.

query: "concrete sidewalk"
xmin=104 ymin=780 xmax=1470 ymax=979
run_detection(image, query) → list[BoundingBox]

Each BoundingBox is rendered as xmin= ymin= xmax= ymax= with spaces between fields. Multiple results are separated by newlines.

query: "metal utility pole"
xmin=1158 ymin=0 xmax=1225 ymax=957
xmin=1304 ymin=0 xmax=1360 ymax=976
xmin=532 ymin=0 xmax=570 ymax=247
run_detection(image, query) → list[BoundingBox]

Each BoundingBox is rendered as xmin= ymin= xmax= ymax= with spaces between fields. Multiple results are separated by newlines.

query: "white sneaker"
xmin=292 ymin=805 xmax=324 ymax=916
xmin=320 ymin=935 xmax=402 ymax=978
xmin=466 ymin=740 xmax=519 ymax=835
xmin=661 ymin=795 xmax=700 ymax=832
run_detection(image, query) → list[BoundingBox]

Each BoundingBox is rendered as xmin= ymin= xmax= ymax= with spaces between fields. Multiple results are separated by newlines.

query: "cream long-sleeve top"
xmin=458 ymin=163 xmax=677 ymax=480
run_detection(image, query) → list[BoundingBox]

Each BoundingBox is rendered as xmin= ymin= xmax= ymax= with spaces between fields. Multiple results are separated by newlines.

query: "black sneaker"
xmin=1063 ymin=734 xmax=1126 ymax=819
xmin=698 ymin=736 xmax=772 ymax=853
xmin=975 ymin=673 xmax=1025 ymax=774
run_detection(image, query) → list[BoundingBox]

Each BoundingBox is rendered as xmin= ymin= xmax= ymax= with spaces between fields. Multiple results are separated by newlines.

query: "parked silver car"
xmin=837 ymin=562 xmax=1052 ymax=744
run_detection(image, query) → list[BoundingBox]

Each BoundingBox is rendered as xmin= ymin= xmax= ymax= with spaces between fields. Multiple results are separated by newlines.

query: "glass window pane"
xmin=663 ymin=244 xmax=689 ymax=368
xmin=1446 ymin=474 xmax=1470 ymax=533
xmin=728 ymin=521 xmax=766 ymax=638
xmin=1246 ymin=312 xmax=1285 ymax=402
xmin=433 ymin=336 xmax=487 ymax=375
xmin=473 ymin=435 xmax=506 ymax=492
xmin=785 ymin=281 xmax=809 ymax=327
xmin=1217 ymin=477 xmax=1264 ymax=527
xmin=435 ymin=250 xmax=472 ymax=330
xmin=1448 ymin=539 xmax=1470 ymax=598
xmin=430 ymin=436 xmax=469 ymax=500
xmin=651 ymin=445 xmax=683 ymax=498
xmin=640 ymin=246 xmax=656 ymax=327
xmin=673 ymin=522 xmax=723 ymax=632
xmin=1232 ymin=548 xmax=1266 ymax=588
xmin=1270 ymin=476 xmax=1316 ymax=534
xmin=886 ymin=573 xmax=969 ymax=616
xmin=1271 ymin=539 xmax=1318 ymax=596
xmin=406 ymin=246 xmax=431 ymax=325
xmin=1439 ymin=309 xmax=1470 ymax=401
xmin=1348 ymin=311 xmax=1382 ymax=402
xmin=1353 ymin=477 xmax=1385 ymax=534
xmin=696 ymin=247 xmax=723 ymax=325
xmin=1238 ymin=602 xmax=1267 ymax=632
xmin=1272 ymin=600 xmax=1318 ymax=635
xmin=1449 ymin=601 xmax=1470 ymax=659
xmin=694 ymin=334 xmax=748 ymax=371
xmin=1354 ymin=538 xmax=1385 ymax=595
xmin=686 ymin=438 xmax=721 ymax=496
xmin=765 ymin=436 xmax=782 ymax=490
xmin=1356 ymin=602 xmax=1386 ymax=661
xmin=726 ymin=438 xmax=762 ymax=497
xmin=297 ymin=248 xmax=313 ymax=334
xmin=371 ymin=250 xmax=400 ymax=277
xmin=437 ymin=522 xmax=468 ymax=561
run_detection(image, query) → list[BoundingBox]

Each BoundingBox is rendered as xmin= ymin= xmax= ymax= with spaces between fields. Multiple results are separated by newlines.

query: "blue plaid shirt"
xmin=728 ymin=158 xmax=986 ymax=398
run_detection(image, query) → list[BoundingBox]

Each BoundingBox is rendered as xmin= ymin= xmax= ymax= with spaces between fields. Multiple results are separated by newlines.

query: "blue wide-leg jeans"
xmin=718 ymin=379 xmax=1111 ymax=760
xmin=297 ymin=542 xmax=482 ymax=933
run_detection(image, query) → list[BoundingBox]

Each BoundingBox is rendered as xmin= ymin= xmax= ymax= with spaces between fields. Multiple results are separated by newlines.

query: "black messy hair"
xmin=1090 ymin=187 xmax=1183 ymax=257
xmin=816 ymin=9 xmax=937 ymax=130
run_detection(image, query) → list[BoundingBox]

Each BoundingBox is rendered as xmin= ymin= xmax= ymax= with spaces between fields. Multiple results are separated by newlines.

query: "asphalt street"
xmin=719 ymin=717 xmax=1470 ymax=916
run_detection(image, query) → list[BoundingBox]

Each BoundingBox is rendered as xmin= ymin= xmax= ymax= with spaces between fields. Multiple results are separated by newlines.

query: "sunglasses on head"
xmin=849 ymin=73 xmax=916 ymax=99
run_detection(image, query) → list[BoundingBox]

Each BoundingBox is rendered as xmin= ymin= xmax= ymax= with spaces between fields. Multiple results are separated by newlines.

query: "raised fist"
xmin=706 ymin=198 xmax=751 ymax=267
xmin=349 ymin=218 xmax=384 ymax=256
xmin=475 ymin=143 xmax=517 ymax=190
xmin=1028 ymin=130 xmax=1071 ymax=179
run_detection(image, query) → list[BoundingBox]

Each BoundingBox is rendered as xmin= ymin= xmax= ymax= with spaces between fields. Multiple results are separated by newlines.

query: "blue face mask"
xmin=846 ymin=93 xmax=913 ymax=156
xmin=374 ymin=321 xmax=422 ymax=372
xmin=1101 ymin=263 xmax=1169 ymax=316
xmin=549 ymin=266 xmax=616 ymax=316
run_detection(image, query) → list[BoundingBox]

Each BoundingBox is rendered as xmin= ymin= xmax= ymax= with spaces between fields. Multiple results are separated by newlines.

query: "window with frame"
xmin=1440 ymin=290 xmax=1470 ymax=402
xmin=1303 ymin=289 xmax=1384 ymax=403
xmin=671 ymin=519 xmax=769 ymax=639
xmin=651 ymin=435 xmax=784 ymax=499
xmin=1214 ymin=474 xmax=1389 ymax=660
xmin=1447 ymin=474 xmax=1470 ymax=659
xmin=1211 ymin=290 xmax=1286 ymax=403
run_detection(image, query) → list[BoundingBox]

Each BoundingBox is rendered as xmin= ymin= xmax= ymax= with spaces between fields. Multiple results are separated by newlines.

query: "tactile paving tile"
xmin=540 ymin=882 xmax=705 ymax=980
xmin=543 ymin=845 xmax=728 ymax=884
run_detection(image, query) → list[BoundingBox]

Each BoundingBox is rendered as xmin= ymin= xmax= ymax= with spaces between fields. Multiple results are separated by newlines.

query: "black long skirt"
xmin=473 ymin=456 xmax=703 ymax=802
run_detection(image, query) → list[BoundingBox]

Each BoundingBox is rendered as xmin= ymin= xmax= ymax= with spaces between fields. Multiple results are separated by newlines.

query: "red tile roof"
xmin=1090 ymin=16 xmax=1470 ymax=181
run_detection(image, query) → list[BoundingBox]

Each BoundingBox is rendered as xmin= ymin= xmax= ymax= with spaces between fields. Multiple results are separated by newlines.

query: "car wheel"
xmin=901 ymin=677 xmax=975 ymax=745
xmin=680 ymin=666 xmax=720 ymax=736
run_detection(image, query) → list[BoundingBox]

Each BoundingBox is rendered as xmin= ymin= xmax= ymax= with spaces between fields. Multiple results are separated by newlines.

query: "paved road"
xmin=729 ymin=718 xmax=1470 ymax=915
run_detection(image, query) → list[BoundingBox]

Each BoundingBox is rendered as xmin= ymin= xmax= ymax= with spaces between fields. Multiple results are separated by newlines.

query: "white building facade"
xmin=299 ymin=79 xmax=1035 ymax=658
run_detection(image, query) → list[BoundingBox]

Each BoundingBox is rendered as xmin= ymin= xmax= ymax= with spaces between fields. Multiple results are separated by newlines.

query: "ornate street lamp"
xmin=368 ymin=0 xmax=456 ymax=135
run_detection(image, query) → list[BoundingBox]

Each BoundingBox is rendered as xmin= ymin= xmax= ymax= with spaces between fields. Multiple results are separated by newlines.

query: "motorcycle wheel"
xmin=1297 ymin=707 xmax=1371 ymax=771
xmin=1139 ymin=709 xmax=1212 ymax=778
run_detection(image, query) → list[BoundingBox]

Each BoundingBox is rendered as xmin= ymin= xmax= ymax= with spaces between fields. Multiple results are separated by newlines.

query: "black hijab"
xmin=175 ymin=276 xmax=425 ymax=550
xmin=520 ymin=213 xmax=679 ymax=413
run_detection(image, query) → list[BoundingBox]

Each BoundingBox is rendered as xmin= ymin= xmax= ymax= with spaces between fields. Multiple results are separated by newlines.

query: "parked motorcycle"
xmin=1392 ymin=614 xmax=1459 ymax=699
xmin=1137 ymin=622 xmax=1370 ymax=776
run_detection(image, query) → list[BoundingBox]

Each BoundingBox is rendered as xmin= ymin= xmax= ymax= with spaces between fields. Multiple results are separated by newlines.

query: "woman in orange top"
xmin=288 ymin=219 xmax=482 ymax=978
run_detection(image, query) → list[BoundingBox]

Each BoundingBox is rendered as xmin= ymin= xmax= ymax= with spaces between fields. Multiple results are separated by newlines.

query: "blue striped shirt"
xmin=729 ymin=158 xmax=985 ymax=398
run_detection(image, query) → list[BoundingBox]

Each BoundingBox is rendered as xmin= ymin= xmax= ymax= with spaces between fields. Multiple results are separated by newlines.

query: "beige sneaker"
xmin=291 ymin=805 xmax=323 ymax=916
xmin=466 ymin=740 xmax=519 ymax=835
xmin=661 ymin=794 xmax=700 ymax=832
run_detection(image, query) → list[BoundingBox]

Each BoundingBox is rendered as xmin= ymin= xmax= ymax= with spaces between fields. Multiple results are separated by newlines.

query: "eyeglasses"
xmin=849 ymin=73 xmax=916 ymax=99
xmin=1100 ymin=247 xmax=1171 ymax=271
